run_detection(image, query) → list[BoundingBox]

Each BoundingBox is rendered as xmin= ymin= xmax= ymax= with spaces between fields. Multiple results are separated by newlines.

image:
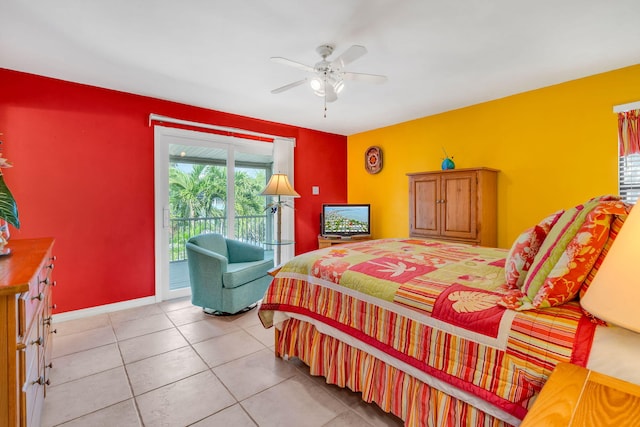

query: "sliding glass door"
xmin=154 ymin=126 xmax=273 ymax=301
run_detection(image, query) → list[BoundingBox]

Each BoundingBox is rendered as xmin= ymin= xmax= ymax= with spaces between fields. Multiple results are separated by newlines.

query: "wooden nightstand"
xmin=521 ymin=362 xmax=640 ymax=426
xmin=318 ymin=235 xmax=372 ymax=249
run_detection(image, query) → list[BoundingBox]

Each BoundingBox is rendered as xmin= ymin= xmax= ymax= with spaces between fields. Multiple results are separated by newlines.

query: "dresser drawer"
xmin=22 ymin=362 xmax=44 ymax=427
xmin=16 ymin=250 xmax=53 ymax=338
xmin=22 ymin=316 xmax=44 ymax=391
xmin=18 ymin=291 xmax=42 ymax=338
xmin=21 ymin=331 xmax=43 ymax=427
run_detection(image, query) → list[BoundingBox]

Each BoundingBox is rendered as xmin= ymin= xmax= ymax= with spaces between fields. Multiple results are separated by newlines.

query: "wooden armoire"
xmin=408 ymin=168 xmax=498 ymax=247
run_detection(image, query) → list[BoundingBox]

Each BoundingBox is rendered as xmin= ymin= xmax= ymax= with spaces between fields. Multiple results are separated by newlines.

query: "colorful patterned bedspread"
xmin=259 ymin=238 xmax=596 ymax=421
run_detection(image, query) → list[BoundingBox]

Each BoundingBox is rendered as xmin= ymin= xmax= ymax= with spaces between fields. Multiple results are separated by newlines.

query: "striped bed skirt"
xmin=275 ymin=317 xmax=514 ymax=427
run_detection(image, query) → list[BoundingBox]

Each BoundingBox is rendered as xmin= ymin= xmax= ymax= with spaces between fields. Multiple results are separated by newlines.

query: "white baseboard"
xmin=52 ymin=296 xmax=159 ymax=323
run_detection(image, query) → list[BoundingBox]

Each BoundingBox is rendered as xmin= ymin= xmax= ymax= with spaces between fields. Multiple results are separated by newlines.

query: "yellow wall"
xmin=348 ymin=64 xmax=640 ymax=248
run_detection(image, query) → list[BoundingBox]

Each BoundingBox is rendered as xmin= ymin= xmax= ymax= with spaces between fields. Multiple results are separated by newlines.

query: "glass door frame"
xmin=153 ymin=125 xmax=274 ymax=302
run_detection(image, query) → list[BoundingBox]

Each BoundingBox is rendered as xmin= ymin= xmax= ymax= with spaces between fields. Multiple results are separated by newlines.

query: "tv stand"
xmin=318 ymin=235 xmax=372 ymax=249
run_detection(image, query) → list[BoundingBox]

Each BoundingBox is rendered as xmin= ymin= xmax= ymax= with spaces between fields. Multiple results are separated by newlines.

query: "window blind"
xmin=619 ymin=153 xmax=640 ymax=204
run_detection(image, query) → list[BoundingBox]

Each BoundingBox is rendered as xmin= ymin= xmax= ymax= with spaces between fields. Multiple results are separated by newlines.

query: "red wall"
xmin=0 ymin=68 xmax=347 ymax=313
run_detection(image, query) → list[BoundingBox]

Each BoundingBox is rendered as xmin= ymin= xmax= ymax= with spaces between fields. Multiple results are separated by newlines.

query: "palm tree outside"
xmin=168 ymin=162 xmax=269 ymax=262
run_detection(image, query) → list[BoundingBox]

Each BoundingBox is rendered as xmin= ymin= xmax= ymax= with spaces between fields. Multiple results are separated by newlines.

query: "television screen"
xmin=321 ymin=204 xmax=371 ymax=237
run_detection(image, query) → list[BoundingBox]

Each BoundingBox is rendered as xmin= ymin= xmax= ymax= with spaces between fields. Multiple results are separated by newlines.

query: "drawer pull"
xmin=44 ymin=316 xmax=53 ymax=325
xmin=50 ymin=329 xmax=58 ymax=334
xmin=40 ymin=277 xmax=50 ymax=285
xmin=50 ymin=304 xmax=57 ymax=310
xmin=30 ymin=337 xmax=43 ymax=346
xmin=51 ymin=280 xmax=57 ymax=287
xmin=47 ymin=263 xmax=55 ymax=270
xmin=32 ymin=292 xmax=44 ymax=301
xmin=46 ymin=362 xmax=54 ymax=369
xmin=32 ymin=377 xmax=51 ymax=386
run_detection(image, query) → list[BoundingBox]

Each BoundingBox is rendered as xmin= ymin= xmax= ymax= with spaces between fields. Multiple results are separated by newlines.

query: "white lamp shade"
xmin=260 ymin=173 xmax=300 ymax=197
xmin=581 ymin=203 xmax=640 ymax=333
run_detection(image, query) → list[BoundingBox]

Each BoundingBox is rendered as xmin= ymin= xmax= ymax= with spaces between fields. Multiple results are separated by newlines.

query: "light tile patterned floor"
xmin=42 ymin=298 xmax=404 ymax=426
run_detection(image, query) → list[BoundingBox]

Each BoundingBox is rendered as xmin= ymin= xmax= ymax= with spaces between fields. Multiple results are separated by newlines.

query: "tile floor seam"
xmin=115 ymin=329 xmax=147 ymax=426
xmin=237 ymin=400 xmax=263 ymax=427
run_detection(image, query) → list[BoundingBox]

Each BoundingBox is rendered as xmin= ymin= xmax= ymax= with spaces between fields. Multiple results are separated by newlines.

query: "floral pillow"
xmin=500 ymin=196 xmax=607 ymax=311
xmin=504 ymin=210 xmax=563 ymax=289
xmin=527 ymin=208 xmax=610 ymax=309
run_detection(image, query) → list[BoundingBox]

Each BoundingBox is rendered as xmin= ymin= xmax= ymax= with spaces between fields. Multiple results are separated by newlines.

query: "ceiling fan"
xmin=270 ymin=44 xmax=387 ymax=104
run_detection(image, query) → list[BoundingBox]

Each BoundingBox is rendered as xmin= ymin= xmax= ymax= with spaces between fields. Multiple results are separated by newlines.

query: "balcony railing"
xmin=170 ymin=215 xmax=270 ymax=262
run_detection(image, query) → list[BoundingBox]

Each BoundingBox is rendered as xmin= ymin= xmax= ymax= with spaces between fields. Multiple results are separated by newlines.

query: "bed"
xmin=258 ymin=196 xmax=640 ymax=426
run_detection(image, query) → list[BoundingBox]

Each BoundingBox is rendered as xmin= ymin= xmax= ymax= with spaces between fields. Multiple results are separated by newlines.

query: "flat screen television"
xmin=321 ymin=204 xmax=371 ymax=238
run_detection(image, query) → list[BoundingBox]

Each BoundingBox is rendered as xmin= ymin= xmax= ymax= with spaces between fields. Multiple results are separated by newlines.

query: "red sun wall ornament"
xmin=365 ymin=146 xmax=382 ymax=174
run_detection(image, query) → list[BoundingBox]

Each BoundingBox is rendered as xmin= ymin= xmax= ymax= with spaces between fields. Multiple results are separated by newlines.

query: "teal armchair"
xmin=186 ymin=233 xmax=274 ymax=315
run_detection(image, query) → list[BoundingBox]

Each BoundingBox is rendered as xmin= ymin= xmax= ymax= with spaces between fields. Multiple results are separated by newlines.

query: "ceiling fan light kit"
xmin=309 ymin=77 xmax=323 ymax=92
xmin=310 ymin=75 xmax=344 ymax=100
xmin=271 ymin=43 xmax=387 ymax=116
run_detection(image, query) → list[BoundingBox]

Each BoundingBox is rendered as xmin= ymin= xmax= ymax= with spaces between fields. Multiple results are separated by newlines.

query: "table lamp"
xmin=260 ymin=173 xmax=300 ymax=266
xmin=581 ymin=204 xmax=640 ymax=333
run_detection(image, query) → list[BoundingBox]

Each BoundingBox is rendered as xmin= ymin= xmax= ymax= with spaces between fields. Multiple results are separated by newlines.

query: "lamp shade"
xmin=260 ymin=173 xmax=300 ymax=197
xmin=581 ymin=203 xmax=640 ymax=333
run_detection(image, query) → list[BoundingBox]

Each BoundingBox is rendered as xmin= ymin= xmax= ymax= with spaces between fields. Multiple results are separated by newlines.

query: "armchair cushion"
xmin=223 ymin=257 xmax=274 ymax=289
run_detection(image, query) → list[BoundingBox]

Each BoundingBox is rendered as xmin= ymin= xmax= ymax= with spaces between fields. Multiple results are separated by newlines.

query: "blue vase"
xmin=441 ymin=157 xmax=455 ymax=170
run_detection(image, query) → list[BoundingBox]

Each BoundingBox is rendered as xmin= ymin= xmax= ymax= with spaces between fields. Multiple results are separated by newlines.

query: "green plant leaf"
xmin=0 ymin=175 xmax=20 ymax=229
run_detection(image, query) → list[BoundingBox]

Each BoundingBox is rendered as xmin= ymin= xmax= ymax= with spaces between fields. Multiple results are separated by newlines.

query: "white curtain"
xmin=272 ymin=137 xmax=297 ymax=263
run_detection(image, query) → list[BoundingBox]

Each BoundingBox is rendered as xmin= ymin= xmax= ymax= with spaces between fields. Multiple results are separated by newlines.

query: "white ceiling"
xmin=2 ymin=1 xmax=640 ymax=136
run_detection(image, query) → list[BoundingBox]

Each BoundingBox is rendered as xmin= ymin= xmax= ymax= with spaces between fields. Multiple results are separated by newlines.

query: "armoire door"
xmin=409 ymin=174 xmax=440 ymax=237
xmin=440 ymin=171 xmax=477 ymax=241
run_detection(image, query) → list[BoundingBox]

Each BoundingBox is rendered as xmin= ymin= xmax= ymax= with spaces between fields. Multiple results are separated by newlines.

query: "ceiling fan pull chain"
xmin=324 ymin=72 xmax=328 ymax=118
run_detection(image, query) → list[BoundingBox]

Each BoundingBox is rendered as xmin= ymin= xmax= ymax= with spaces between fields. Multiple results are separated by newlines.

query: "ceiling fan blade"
xmin=343 ymin=72 xmax=388 ymax=84
xmin=271 ymin=79 xmax=308 ymax=94
xmin=330 ymin=45 xmax=367 ymax=69
xmin=270 ymin=57 xmax=314 ymax=73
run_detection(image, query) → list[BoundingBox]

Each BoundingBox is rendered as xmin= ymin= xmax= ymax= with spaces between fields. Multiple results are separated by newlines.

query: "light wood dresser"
xmin=521 ymin=362 xmax=640 ymax=426
xmin=0 ymin=238 xmax=56 ymax=427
